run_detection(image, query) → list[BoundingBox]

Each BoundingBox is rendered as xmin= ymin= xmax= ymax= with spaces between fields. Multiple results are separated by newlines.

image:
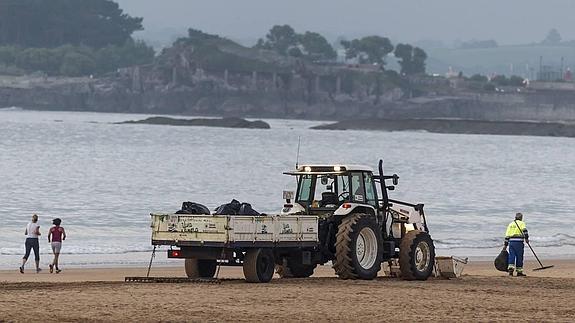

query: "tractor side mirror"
xmin=392 ymin=175 xmax=399 ymax=185
xmin=283 ymin=190 xmax=295 ymax=203
xmin=320 ymin=176 xmax=328 ymax=185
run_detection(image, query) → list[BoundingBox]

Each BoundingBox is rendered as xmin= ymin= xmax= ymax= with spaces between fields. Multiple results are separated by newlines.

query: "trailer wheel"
xmin=399 ymin=230 xmax=435 ymax=280
xmin=243 ymin=248 xmax=275 ymax=283
xmin=333 ymin=214 xmax=383 ymax=280
xmin=276 ymin=257 xmax=316 ymax=278
xmin=184 ymin=259 xmax=217 ymax=278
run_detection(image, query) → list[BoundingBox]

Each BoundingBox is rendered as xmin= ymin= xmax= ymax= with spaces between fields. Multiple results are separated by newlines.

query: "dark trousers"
xmin=23 ymin=238 xmax=40 ymax=261
xmin=508 ymin=240 xmax=524 ymax=271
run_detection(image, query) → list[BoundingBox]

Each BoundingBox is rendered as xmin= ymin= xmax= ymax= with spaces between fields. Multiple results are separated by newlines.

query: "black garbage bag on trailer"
xmin=215 ymin=199 xmax=242 ymax=215
xmin=214 ymin=200 xmax=261 ymax=215
xmin=238 ymin=203 xmax=260 ymax=216
xmin=175 ymin=201 xmax=211 ymax=215
xmin=494 ymin=248 xmax=509 ymax=272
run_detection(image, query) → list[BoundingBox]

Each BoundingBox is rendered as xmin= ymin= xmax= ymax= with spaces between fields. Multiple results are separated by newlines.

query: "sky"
xmin=116 ymin=0 xmax=575 ymax=46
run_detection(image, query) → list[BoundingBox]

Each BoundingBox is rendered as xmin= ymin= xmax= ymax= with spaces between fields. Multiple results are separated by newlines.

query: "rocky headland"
xmin=2 ymin=30 xmax=575 ymax=135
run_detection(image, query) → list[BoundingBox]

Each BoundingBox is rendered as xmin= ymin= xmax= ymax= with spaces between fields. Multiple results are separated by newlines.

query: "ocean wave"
xmin=2 ymin=233 xmax=573 ymax=254
xmin=435 ymin=233 xmax=575 ymax=249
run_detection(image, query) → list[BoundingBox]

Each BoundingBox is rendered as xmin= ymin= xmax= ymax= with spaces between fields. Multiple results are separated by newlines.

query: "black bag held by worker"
xmin=494 ymin=247 xmax=509 ymax=272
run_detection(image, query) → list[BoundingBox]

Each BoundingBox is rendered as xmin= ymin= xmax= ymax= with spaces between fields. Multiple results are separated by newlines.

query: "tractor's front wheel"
xmin=399 ymin=230 xmax=435 ymax=280
xmin=333 ymin=214 xmax=383 ymax=280
xmin=243 ymin=248 xmax=275 ymax=283
xmin=185 ymin=259 xmax=217 ymax=278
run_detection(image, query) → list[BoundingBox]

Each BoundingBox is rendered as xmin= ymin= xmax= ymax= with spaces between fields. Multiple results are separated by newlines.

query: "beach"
xmin=1 ymin=259 xmax=574 ymax=322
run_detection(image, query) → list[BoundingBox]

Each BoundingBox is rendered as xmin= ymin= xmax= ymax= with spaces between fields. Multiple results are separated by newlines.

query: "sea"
xmin=1 ymin=108 xmax=574 ymax=269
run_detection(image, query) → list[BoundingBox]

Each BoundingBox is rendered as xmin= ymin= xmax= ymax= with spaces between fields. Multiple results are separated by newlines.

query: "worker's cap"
xmin=515 ymin=212 xmax=523 ymax=220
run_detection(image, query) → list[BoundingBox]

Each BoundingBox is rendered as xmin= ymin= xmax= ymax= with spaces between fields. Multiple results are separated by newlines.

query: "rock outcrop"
xmin=118 ymin=116 xmax=270 ymax=129
xmin=312 ymin=119 xmax=575 ymax=138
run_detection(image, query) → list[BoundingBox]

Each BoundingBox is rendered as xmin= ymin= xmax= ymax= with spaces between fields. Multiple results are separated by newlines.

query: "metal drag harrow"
xmin=124 ymin=277 xmax=223 ymax=284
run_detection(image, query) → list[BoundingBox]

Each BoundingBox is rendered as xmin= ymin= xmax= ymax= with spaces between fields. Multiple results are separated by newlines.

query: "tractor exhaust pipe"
xmin=378 ymin=160 xmax=389 ymax=210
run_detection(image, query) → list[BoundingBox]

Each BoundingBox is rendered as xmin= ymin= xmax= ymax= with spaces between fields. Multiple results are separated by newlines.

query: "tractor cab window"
xmin=297 ymin=175 xmax=313 ymax=204
xmin=337 ymin=174 xmax=350 ymax=202
xmin=315 ymin=175 xmax=338 ymax=207
xmin=350 ymin=172 xmax=366 ymax=203
xmin=363 ymin=173 xmax=378 ymax=207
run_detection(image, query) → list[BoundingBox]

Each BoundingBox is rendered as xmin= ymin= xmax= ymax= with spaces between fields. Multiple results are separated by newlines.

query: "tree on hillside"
xmin=341 ymin=36 xmax=394 ymax=65
xmin=541 ymin=28 xmax=562 ymax=45
xmin=0 ymin=0 xmax=143 ymax=48
xmin=298 ymin=31 xmax=337 ymax=60
xmin=255 ymin=25 xmax=299 ymax=56
xmin=255 ymin=25 xmax=336 ymax=61
xmin=394 ymin=44 xmax=427 ymax=75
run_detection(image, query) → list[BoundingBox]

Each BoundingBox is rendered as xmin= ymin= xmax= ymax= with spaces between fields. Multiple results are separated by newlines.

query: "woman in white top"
xmin=20 ymin=214 xmax=41 ymax=274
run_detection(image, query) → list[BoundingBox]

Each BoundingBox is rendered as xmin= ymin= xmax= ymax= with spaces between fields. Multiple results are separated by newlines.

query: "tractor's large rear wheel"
xmin=185 ymin=259 xmax=217 ymax=278
xmin=399 ymin=230 xmax=435 ymax=280
xmin=333 ymin=214 xmax=383 ymax=280
xmin=243 ymin=248 xmax=275 ymax=283
xmin=276 ymin=255 xmax=317 ymax=278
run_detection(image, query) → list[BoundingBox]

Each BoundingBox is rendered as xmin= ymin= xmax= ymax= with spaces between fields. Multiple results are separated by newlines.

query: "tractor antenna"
xmin=295 ymin=136 xmax=301 ymax=169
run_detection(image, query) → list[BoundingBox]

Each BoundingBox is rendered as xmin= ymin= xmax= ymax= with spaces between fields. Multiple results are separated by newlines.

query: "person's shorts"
xmin=51 ymin=242 xmax=62 ymax=254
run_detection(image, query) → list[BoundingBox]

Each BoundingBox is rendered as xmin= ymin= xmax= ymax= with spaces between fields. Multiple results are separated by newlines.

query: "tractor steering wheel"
xmin=338 ymin=192 xmax=350 ymax=200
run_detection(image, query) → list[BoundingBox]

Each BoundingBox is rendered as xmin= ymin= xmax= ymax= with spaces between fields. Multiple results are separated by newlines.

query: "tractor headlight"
xmin=334 ymin=166 xmax=341 ymax=172
xmin=304 ymin=166 xmax=312 ymax=172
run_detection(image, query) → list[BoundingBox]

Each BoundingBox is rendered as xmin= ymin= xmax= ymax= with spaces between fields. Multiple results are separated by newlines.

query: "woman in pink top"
xmin=48 ymin=218 xmax=66 ymax=274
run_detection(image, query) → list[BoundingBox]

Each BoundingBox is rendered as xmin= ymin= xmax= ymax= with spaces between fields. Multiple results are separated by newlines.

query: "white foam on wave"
xmin=0 ymin=245 xmax=153 ymax=256
xmin=0 ymin=106 xmax=23 ymax=111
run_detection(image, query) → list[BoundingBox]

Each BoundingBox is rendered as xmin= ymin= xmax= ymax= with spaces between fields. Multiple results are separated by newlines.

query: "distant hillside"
xmin=426 ymin=45 xmax=575 ymax=76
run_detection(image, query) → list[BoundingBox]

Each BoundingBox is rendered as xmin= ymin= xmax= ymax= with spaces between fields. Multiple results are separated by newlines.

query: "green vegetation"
xmin=0 ymin=0 xmax=143 ymax=48
xmin=394 ymin=44 xmax=427 ymax=75
xmin=0 ymin=0 xmax=153 ymax=76
xmin=541 ymin=29 xmax=562 ymax=46
xmin=469 ymin=74 xmax=488 ymax=82
xmin=0 ymin=40 xmax=154 ymax=76
xmin=489 ymin=75 xmax=525 ymax=87
xmin=298 ymin=31 xmax=337 ymax=60
xmin=162 ymin=28 xmax=280 ymax=74
xmin=255 ymin=25 xmax=336 ymax=61
xmin=341 ymin=36 xmax=394 ymax=65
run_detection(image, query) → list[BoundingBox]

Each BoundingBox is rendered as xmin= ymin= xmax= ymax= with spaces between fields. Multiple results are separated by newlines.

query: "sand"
xmin=1 ymin=259 xmax=574 ymax=322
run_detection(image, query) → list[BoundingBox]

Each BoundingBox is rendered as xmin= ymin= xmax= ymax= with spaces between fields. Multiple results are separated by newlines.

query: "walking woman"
xmin=20 ymin=214 xmax=41 ymax=274
xmin=48 ymin=218 xmax=66 ymax=273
